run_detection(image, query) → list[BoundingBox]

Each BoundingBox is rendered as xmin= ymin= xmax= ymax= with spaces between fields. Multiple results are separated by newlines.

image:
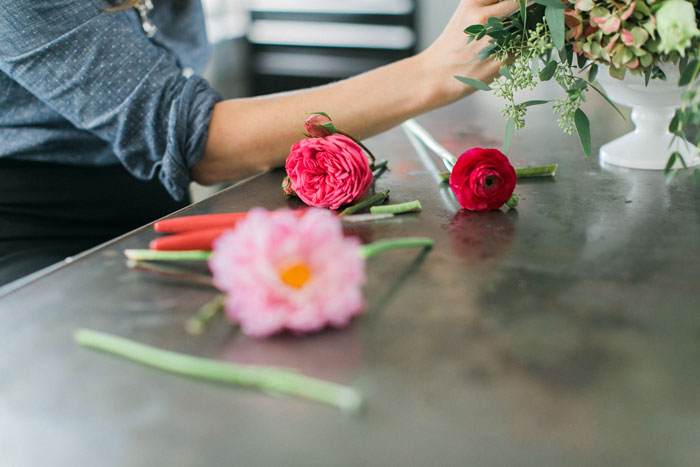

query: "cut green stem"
xmin=370 ymin=200 xmax=422 ymax=215
xmin=125 ymin=250 xmax=212 ymax=262
xmin=371 ymin=160 xmax=388 ymax=172
xmin=338 ymin=190 xmax=390 ymax=216
xmin=185 ymin=294 xmax=226 ymax=335
xmin=74 ymin=329 xmax=363 ymax=412
xmin=438 ymin=164 xmax=558 ymax=184
xmin=359 ymin=237 xmax=434 ymax=259
xmin=515 ymin=164 xmax=558 ymax=178
xmin=127 ymin=260 xmax=215 ymax=288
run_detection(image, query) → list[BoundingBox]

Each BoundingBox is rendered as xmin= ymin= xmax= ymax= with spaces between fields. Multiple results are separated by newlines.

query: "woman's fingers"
xmin=484 ymin=0 xmax=521 ymax=19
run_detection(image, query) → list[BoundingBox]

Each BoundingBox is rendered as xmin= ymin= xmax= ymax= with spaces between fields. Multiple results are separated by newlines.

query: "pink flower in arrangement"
xmin=285 ymin=134 xmax=373 ymax=210
xmin=209 ymin=208 xmax=366 ymax=338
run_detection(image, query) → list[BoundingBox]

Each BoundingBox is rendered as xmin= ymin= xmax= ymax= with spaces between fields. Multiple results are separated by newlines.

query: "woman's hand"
xmin=417 ymin=0 xmax=520 ymax=106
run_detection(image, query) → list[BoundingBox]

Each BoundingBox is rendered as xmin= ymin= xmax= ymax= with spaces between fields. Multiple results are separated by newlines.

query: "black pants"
xmin=0 ymin=159 xmax=188 ymax=286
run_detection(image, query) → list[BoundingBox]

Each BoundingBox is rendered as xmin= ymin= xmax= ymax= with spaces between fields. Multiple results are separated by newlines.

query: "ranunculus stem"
xmin=338 ymin=190 xmax=390 ymax=216
xmin=506 ymin=193 xmax=520 ymax=209
xmin=185 ymin=294 xmax=226 ymax=335
xmin=514 ymin=164 xmax=558 ymax=178
xmin=74 ymin=329 xmax=364 ymax=412
xmin=127 ymin=259 xmax=215 ymax=287
xmin=370 ymin=200 xmax=422 ymax=215
xmin=438 ymin=164 xmax=557 ymax=184
xmin=359 ymin=237 xmax=434 ymax=259
xmin=124 ymin=249 xmax=212 ymax=262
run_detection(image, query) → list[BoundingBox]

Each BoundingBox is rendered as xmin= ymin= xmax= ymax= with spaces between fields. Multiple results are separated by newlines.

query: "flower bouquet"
xmin=459 ymin=0 xmax=700 ymax=176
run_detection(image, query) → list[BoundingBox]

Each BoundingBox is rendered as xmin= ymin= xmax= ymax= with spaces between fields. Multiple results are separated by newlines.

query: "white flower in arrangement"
xmin=656 ymin=0 xmax=700 ymax=57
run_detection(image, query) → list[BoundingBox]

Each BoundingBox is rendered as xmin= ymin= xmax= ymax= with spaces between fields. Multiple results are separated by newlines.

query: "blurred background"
xmin=192 ymin=0 xmax=460 ymax=199
xmin=201 ymin=0 xmax=460 ymax=98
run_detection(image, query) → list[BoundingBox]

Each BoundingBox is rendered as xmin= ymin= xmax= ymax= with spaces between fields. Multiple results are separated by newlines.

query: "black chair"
xmin=246 ymin=0 xmax=418 ymax=95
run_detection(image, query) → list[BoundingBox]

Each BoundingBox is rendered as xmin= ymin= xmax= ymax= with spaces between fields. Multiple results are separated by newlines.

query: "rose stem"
xmin=338 ymin=190 xmax=390 ymax=216
xmin=359 ymin=237 xmax=434 ymax=259
xmin=127 ymin=260 xmax=215 ymax=288
xmin=438 ymin=172 xmax=451 ymax=184
xmin=371 ymin=160 xmax=388 ymax=172
xmin=369 ymin=200 xmax=422 ymax=215
xmin=74 ymin=329 xmax=364 ymax=412
xmin=185 ymin=294 xmax=226 ymax=335
xmin=124 ymin=249 xmax=212 ymax=262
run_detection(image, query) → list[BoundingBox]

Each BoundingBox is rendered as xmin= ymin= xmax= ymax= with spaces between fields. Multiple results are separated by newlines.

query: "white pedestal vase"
xmin=597 ymin=65 xmax=700 ymax=170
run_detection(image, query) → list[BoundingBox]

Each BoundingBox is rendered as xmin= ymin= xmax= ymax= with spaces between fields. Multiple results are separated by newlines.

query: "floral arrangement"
xmin=459 ymin=0 xmax=700 ymax=171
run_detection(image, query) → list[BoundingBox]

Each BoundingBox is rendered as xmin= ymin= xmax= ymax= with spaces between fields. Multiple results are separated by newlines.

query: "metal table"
xmin=2 ymin=91 xmax=700 ymax=466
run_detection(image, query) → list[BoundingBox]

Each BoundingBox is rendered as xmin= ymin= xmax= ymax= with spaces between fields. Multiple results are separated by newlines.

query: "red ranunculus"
xmin=285 ymin=134 xmax=373 ymax=210
xmin=449 ymin=148 xmax=517 ymax=211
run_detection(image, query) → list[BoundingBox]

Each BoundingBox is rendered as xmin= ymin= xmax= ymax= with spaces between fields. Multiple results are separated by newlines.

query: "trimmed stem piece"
xmin=338 ymin=191 xmax=390 ymax=216
xmin=74 ymin=329 xmax=363 ymax=412
xmin=359 ymin=237 xmax=434 ymax=259
xmin=127 ymin=260 xmax=215 ymax=288
xmin=514 ymin=165 xmax=558 ymax=178
xmin=185 ymin=294 xmax=226 ymax=335
xmin=370 ymin=200 xmax=422 ymax=215
xmin=124 ymin=250 xmax=212 ymax=262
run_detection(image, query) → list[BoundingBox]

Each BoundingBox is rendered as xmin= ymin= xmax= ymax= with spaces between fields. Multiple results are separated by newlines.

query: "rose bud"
xmin=449 ymin=148 xmax=517 ymax=212
xmin=304 ymin=113 xmax=334 ymax=138
xmin=285 ymin=134 xmax=373 ymax=210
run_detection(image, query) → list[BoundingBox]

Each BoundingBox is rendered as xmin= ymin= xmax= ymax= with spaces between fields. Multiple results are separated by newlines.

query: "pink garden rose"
xmin=209 ymin=208 xmax=366 ymax=338
xmin=285 ymin=134 xmax=373 ymax=210
xmin=449 ymin=148 xmax=517 ymax=211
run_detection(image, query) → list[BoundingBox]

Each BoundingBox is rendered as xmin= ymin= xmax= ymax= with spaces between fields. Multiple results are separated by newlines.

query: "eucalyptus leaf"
xmin=588 ymin=64 xmax=598 ymax=82
xmin=679 ymin=59 xmax=700 ymax=86
xmin=499 ymin=66 xmax=513 ymax=79
xmin=545 ymin=5 xmax=565 ymax=50
xmin=587 ymin=82 xmax=627 ymax=121
xmin=504 ymin=118 xmax=516 ymax=155
xmin=521 ymin=100 xmax=550 ymax=107
xmin=455 ymin=75 xmax=492 ymax=91
xmin=664 ymin=152 xmax=679 ymax=174
xmin=574 ymin=109 xmax=591 ymax=157
xmin=539 ymin=61 xmax=558 ymax=81
xmin=534 ymin=0 xmax=566 ymax=8
xmin=520 ymin=0 xmax=527 ymax=25
xmin=465 ymin=24 xmax=485 ymax=35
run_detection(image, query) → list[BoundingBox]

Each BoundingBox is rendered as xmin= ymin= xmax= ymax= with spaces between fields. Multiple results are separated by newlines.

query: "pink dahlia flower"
xmin=285 ymin=134 xmax=373 ymax=210
xmin=209 ymin=208 xmax=366 ymax=338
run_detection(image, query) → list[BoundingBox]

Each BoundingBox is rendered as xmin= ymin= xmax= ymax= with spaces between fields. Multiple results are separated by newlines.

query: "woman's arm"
xmin=191 ymin=0 xmax=519 ymax=185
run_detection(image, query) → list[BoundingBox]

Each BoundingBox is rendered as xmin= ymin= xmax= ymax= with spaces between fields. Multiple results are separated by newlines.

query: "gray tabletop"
xmin=2 ymin=91 xmax=699 ymax=467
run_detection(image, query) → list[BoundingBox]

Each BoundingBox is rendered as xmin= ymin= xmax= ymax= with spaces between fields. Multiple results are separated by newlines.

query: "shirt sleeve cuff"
xmin=159 ymin=75 xmax=222 ymax=201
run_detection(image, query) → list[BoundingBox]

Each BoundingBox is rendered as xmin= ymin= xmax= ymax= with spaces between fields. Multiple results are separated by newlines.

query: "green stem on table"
xmin=514 ymin=164 xmax=558 ymax=178
xmin=185 ymin=294 xmax=226 ymax=335
xmin=74 ymin=329 xmax=364 ymax=412
xmin=127 ymin=260 xmax=215 ymax=288
xmin=371 ymin=160 xmax=388 ymax=172
xmin=506 ymin=193 xmax=520 ymax=209
xmin=359 ymin=237 xmax=434 ymax=259
xmin=338 ymin=190 xmax=390 ymax=216
xmin=438 ymin=164 xmax=558 ymax=184
xmin=370 ymin=200 xmax=422 ymax=215
xmin=124 ymin=249 xmax=212 ymax=262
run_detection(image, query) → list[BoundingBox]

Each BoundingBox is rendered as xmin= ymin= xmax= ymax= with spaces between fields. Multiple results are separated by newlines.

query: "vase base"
xmin=600 ymin=132 xmax=700 ymax=170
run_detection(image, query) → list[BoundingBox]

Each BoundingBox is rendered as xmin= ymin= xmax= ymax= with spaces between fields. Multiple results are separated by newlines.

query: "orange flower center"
xmin=279 ymin=263 xmax=312 ymax=289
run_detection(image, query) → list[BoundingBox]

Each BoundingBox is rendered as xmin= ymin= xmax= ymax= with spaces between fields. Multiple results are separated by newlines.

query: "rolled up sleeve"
xmin=0 ymin=0 xmax=222 ymax=200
